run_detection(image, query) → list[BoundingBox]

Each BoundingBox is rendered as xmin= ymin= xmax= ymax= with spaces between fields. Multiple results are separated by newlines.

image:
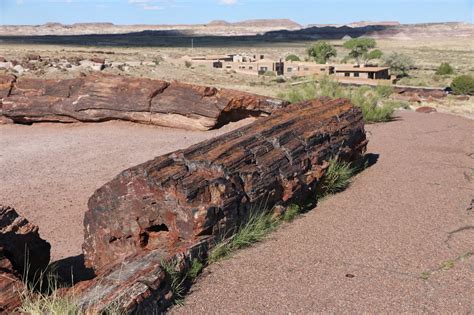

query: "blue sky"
xmin=0 ymin=0 xmax=473 ymax=26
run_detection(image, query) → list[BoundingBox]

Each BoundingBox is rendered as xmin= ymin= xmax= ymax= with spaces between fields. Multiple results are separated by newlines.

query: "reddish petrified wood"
xmin=0 ymin=205 xmax=51 ymax=277
xmin=0 ymin=248 xmax=25 ymax=314
xmin=0 ymin=73 xmax=287 ymax=130
xmin=0 ymin=205 xmax=51 ymax=313
xmin=82 ymin=98 xmax=367 ymax=271
xmin=416 ymin=106 xmax=437 ymax=113
xmin=72 ymin=241 xmax=206 ymax=314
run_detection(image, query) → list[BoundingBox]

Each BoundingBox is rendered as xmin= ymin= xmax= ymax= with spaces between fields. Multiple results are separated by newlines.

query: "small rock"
xmin=0 ymin=116 xmax=14 ymax=124
xmin=0 ymin=62 xmax=13 ymax=69
xmin=12 ymin=65 xmax=25 ymax=74
xmin=416 ymin=106 xmax=437 ymax=113
xmin=455 ymin=95 xmax=469 ymax=101
xmin=90 ymin=57 xmax=105 ymax=64
xmin=26 ymin=53 xmax=41 ymax=61
xmin=0 ymin=56 xmax=6 ymax=62
xmin=409 ymin=95 xmax=422 ymax=103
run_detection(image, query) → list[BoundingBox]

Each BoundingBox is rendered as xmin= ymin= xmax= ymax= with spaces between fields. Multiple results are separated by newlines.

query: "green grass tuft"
xmin=319 ymin=158 xmax=355 ymax=197
xmin=160 ymin=259 xmax=187 ymax=302
xmin=209 ymin=211 xmax=279 ymax=263
xmin=282 ymin=204 xmax=302 ymax=222
xmin=187 ymin=259 xmax=203 ymax=281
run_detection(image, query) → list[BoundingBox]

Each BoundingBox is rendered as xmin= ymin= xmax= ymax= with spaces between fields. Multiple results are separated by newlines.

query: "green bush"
xmin=184 ymin=60 xmax=192 ymax=68
xmin=285 ymin=54 xmax=301 ymax=62
xmin=278 ymin=76 xmax=395 ymax=123
xmin=263 ymin=70 xmax=276 ymax=77
xmin=435 ymin=63 xmax=454 ymax=75
xmin=450 ymin=75 xmax=474 ymax=95
xmin=383 ymin=52 xmax=413 ymax=77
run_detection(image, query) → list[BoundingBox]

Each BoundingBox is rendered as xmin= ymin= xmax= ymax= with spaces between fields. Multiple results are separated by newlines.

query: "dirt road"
xmin=173 ymin=111 xmax=474 ymax=313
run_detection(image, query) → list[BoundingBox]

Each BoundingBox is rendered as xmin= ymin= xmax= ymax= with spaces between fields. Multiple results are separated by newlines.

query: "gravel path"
xmin=0 ymin=119 xmax=253 ymax=261
xmin=173 ymin=111 xmax=474 ymax=313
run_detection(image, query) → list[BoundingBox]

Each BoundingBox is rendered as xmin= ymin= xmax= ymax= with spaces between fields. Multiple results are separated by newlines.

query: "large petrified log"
xmin=0 ymin=205 xmax=51 ymax=313
xmin=82 ymin=97 xmax=367 ymax=271
xmin=0 ymin=73 xmax=287 ymax=130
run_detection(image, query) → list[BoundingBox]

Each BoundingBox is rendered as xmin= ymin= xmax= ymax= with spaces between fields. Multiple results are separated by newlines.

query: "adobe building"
xmin=334 ymin=65 xmax=390 ymax=80
xmin=205 ymin=52 xmax=394 ymax=84
xmin=284 ymin=62 xmax=334 ymax=77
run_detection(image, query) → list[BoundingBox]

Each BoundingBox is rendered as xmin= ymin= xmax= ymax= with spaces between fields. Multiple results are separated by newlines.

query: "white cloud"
xmin=143 ymin=5 xmax=163 ymax=10
xmin=16 ymin=0 xmax=24 ymax=4
xmin=128 ymin=0 xmax=168 ymax=10
xmin=219 ymin=0 xmax=239 ymax=4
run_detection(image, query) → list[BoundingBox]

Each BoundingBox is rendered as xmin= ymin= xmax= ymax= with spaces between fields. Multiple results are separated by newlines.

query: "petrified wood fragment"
xmin=0 ymin=73 xmax=287 ymax=130
xmin=73 ymin=241 xmax=206 ymax=314
xmin=0 ymin=247 xmax=25 ymax=314
xmin=83 ymin=98 xmax=367 ymax=271
xmin=0 ymin=205 xmax=51 ymax=313
xmin=0 ymin=205 xmax=51 ymax=278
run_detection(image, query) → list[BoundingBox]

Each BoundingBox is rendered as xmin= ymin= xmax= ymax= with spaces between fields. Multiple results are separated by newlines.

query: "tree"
xmin=451 ymin=75 xmax=474 ymax=95
xmin=435 ymin=62 xmax=454 ymax=75
xmin=383 ymin=52 xmax=414 ymax=77
xmin=307 ymin=41 xmax=337 ymax=64
xmin=285 ymin=54 xmax=301 ymax=62
xmin=343 ymin=38 xmax=383 ymax=65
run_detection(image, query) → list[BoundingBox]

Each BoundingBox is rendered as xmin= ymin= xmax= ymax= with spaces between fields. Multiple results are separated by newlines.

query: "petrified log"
xmin=0 ymin=73 xmax=287 ymax=130
xmin=0 ymin=247 xmax=25 ymax=314
xmin=72 ymin=241 xmax=206 ymax=314
xmin=0 ymin=205 xmax=51 ymax=313
xmin=82 ymin=98 xmax=367 ymax=271
xmin=394 ymin=86 xmax=446 ymax=99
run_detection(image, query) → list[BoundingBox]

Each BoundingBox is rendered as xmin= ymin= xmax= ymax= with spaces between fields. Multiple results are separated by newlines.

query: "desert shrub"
xmin=184 ymin=60 xmax=192 ymax=68
xmin=153 ymin=56 xmax=163 ymax=65
xmin=435 ymin=62 xmax=454 ymax=75
xmin=382 ymin=99 xmax=410 ymax=110
xmin=279 ymin=76 xmax=395 ymax=123
xmin=272 ymin=76 xmax=286 ymax=83
xmin=375 ymin=84 xmax=393 ymax=98
xmin=285 ymin=54 xmax=301 ymax=62
xmin=263 ymin=70 xmax=276 ymax=77
xmin=450 ymin=75 xmax=474 ymax=95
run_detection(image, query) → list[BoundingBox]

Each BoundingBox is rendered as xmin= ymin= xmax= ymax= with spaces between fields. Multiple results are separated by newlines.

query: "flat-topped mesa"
xmin=0 ymin=73 xmax=287 ymax=130
xmin=82 ymin=97 xmax=367 ymax=271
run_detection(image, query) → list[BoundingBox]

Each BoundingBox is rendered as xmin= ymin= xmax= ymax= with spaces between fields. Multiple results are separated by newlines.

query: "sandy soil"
xmin=173 ymin=110 xmax=474 ymax=313
xmin=0 ymin=119 xmax=254 ymax=261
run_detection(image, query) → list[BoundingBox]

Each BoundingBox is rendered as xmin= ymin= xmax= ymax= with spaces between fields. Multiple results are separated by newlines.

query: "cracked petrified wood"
xmin=0 ymin=205 xmax=51 ymax=313
xmin=83 ymin=98 xmax=367 ymax=271
xmin=0 ymin=247 xmax=25 ymax=314
xmin=72 ymin=241 xmax=206 ymax=314
xmin=0 ymin=73 xmax=287 ymax=130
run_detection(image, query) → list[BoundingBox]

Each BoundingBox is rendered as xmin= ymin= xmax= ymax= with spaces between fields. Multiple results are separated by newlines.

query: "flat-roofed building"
xmin=285 ymin=62 xmax=334 ymax=77
xmin=334 ymin=65 xmax=390 ymax=80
